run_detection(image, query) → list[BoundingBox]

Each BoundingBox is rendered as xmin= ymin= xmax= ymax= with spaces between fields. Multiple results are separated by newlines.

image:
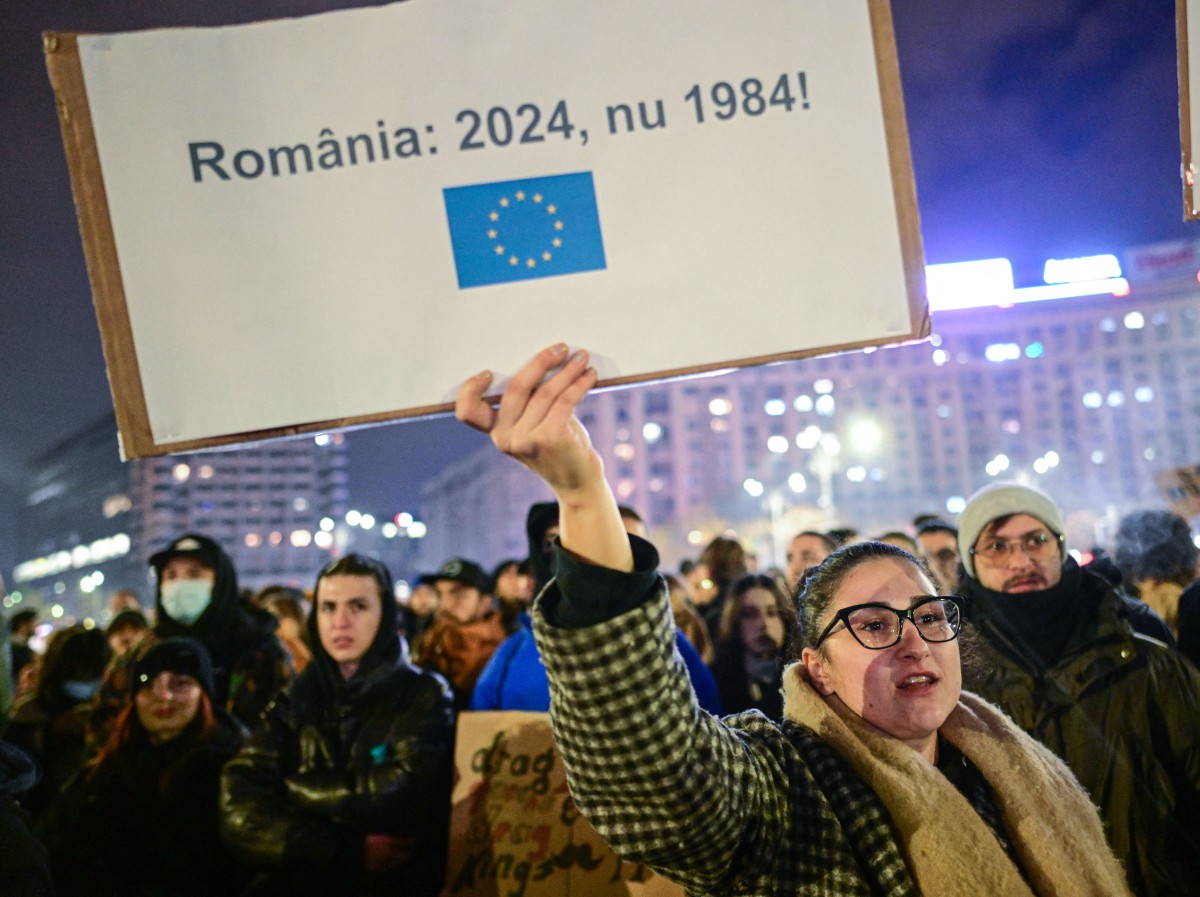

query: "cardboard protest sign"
xmin=1181 ymin=0 xmax=1200 ymax=218
xmin=46 ymin=0 xmax=925 ymax=458
xmin=443 ymin=711 xmax=683 ymax=897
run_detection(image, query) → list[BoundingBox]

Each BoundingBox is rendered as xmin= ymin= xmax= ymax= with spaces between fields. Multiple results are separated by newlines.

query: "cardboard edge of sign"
xmin=43 ymin=0 xmax=930 ymax=461
xmin=1180 ymin=0 xmax=1199 ymax=220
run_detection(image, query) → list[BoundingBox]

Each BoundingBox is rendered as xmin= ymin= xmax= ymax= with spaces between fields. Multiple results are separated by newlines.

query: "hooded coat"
xmin=961 ymin=560 xmax=1200 ymax=897
xmin=219 ymin=564 xmax=455 ymax=897
xmin=153 ymin=534 xmax=289 ymax=729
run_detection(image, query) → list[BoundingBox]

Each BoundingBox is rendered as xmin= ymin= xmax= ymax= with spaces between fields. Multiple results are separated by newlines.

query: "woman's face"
xmin=738 ymin=587 xmax=785 ymax=656
xmin=135 ymin=672 xmax=202 ymax=743
xmin=802 ymin=558 xmax=961 ymax=760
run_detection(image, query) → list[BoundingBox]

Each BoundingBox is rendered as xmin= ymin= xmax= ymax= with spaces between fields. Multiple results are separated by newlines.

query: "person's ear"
xmin=802 ymin=647 xmax=835 ymax=697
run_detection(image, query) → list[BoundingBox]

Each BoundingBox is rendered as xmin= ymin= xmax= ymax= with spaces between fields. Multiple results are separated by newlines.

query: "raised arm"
xmin=456 ymin=344 xmax=632 ymax=573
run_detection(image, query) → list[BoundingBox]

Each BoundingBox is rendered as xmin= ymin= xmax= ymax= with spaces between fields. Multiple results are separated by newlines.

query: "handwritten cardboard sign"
xmin=443 ymin=711 xmax=683 ymax=897
xmin=46 ymin=0 xmax=925 ymax=458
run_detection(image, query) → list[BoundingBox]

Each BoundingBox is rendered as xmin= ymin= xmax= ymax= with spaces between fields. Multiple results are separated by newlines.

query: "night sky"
xmin=0 ymin=0 xmax=1191 ymax=576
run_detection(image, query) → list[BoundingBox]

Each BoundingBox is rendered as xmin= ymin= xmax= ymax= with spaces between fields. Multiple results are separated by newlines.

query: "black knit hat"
xmin=132 ymin=637 xmax=215 ymax=699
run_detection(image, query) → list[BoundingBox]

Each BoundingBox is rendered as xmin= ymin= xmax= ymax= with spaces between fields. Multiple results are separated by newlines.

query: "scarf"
xmin=783 ymin=664 xmax=1131 ymax=897
xmin=962 ymin=559 xmax=1099 ymax=674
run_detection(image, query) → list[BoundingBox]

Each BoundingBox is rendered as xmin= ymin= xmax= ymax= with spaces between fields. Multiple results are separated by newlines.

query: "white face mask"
xmin=160 ymin=579 xmax=213 ymax=625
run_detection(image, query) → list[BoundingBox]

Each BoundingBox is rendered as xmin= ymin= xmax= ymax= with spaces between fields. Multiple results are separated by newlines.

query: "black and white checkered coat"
xmin=534 ymin=569 xmax=919 ymax=897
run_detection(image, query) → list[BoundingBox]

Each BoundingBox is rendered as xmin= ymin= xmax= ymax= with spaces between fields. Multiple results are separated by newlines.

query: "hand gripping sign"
xmin=46 ymin=0 xmax=926 ymax=458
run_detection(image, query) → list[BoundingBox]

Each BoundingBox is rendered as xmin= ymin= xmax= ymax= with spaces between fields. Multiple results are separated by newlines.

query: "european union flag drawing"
xmin=443 ymin=171 xmax=606 ymax=289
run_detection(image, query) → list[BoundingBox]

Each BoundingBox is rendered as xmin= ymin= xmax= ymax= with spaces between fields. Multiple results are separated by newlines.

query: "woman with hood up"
xmin=220 ymin=553 xmax=456 ymax=897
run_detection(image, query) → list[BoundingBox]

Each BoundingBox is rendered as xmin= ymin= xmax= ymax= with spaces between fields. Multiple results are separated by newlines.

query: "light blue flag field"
xmin=443 ymin=171 xmax=607 ymax=289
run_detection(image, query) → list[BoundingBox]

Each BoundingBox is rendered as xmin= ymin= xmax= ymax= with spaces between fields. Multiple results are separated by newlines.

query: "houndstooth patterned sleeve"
xmin=533 ymin=566 xmax=796 ymax=894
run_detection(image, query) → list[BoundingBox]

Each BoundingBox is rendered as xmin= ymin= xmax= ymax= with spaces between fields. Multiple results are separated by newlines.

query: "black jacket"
xmin=962 ymin=562 xmax=1200 ymax=897
xmin=0 ymin=740 xmax=54 ymax=897
xmin=39 ymin=715 xmax=246 ymax=897
xmin=220 ymin=574 xmax=455 ymax=897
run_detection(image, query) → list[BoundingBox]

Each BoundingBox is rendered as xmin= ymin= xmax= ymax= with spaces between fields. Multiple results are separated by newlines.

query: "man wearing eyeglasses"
xmin=956 ymin=481 xmax=1200 ymax=897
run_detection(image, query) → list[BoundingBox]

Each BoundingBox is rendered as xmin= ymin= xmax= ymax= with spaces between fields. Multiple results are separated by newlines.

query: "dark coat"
xmin=0 ymin=739 xmax=55 ymax=897
xmin=39 ymin=715 xmax=246 ymax=897
xmin=220 ymin=573 xmax=455 ymax=897
xmin=962 ymin=565 xmax=1200 ymax=897
xmin=153 ymin=534 xmax=290 ymax=729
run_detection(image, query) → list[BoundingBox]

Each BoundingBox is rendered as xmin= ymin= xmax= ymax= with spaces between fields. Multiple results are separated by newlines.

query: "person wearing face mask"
xmin=6 ymin=625 xmax=110 ymax=821
xmin=89 ymin=535 xmax=289 ymax=750
xmin=220 ymin=553 xmax=455 ymax=897
xmin=40 ymin=638 xmax=249 ymax=897
xmin=151 ymin=535 xmax=289 ymax=730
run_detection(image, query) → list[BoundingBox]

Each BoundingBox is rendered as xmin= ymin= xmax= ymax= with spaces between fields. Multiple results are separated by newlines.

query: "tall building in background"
xmin=418 ymin=241 xmax=1200 ymax=572
xmin=6 ymin=418 xmax=349 ymax=623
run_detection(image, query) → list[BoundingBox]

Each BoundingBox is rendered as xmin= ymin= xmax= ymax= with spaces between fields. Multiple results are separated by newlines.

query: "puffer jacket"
xmin=962 ymin=566 xmax=1200 ymax=897
xmin=219 ymin=569 xmax=455 ymax=897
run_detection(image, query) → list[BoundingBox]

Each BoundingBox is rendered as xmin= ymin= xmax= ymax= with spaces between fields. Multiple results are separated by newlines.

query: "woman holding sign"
xmin=456 ymin=345 xmax=1132 ymax=897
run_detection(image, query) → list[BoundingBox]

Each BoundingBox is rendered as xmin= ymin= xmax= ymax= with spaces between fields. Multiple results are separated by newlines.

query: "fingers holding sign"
xmin=456 ymin=344 xmax=599 ymax=494
xmin=456 ymin=344 xmax=632 ymax=573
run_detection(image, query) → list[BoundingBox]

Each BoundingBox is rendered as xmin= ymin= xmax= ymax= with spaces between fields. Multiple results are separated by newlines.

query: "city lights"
xmin=642 ymin=422 xmax=663 ymax=442
xmin=396 ymin=512 xmax=414 ymax=528
xmin=793 ymin=395 xmax=814 ymax=412
xmin=788 ymin=473 xmax=807 ymax=493
xmin=764 ymin=399 xmax=786 ymax=416
xmin=743 ymin=478 xmax=765 ymax=498
xmin=767 ymin=435 xmax=789 ymax=454
xmin=796 ymin=426 xmax=822 ymax=450
xmin=708 ymin=398 xmax=732 ymax=416
xmin=848 ymin=419 xmax=883 ymax=454
xmin=1043 ymin=254 xmax=1122 ymax=284
xmin=984 ymin=343 xmax=1021 ymax=363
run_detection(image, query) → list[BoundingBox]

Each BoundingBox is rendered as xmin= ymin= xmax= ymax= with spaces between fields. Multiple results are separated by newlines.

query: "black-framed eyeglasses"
xmin=969 ymin=529 xmax=1063 ymax=565
xmin=813 ymin=595 xmax=964 ymax=650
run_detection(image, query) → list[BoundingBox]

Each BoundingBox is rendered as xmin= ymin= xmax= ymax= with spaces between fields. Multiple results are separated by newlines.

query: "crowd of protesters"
xmin=1 ymin=384 xmax=1199 ymax=895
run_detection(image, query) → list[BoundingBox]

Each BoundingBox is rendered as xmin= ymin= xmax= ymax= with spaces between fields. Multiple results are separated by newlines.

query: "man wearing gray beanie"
xmin=956 ymin=480 xmax=1200 ymax=897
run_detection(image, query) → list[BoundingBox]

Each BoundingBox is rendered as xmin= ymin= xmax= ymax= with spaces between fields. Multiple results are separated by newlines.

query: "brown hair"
xmin=717 ymin=573 xmax=797 ymax=645
xmin=790 ymin=541 xmax=937 ymax=662
xmin=90 ymin=685 xmax=216 ymax=779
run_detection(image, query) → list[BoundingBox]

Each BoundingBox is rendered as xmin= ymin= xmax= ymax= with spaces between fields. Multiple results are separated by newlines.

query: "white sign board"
xmin=46 ymin=0 xmax=926 ymax=458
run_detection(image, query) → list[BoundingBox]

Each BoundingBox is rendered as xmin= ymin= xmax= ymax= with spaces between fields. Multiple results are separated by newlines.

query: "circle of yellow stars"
xmin=487 ymin=190 xmax=564 ymax=269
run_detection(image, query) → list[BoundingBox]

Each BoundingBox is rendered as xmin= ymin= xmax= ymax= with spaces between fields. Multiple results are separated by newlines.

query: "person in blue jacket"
xmin=471 ymin=502 xmax=722 ymax=714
